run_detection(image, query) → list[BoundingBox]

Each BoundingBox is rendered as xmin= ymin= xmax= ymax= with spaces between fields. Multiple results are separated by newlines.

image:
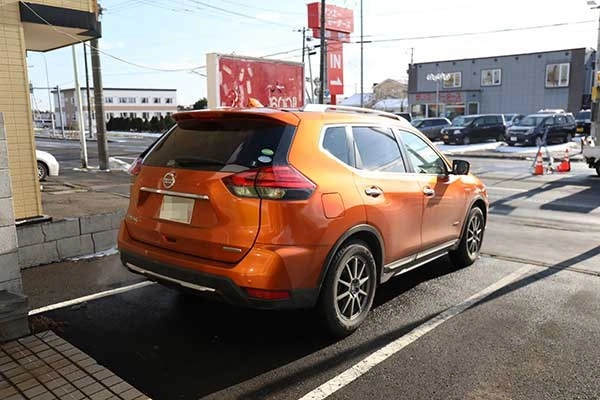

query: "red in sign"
xmin=327 ymin=42 xmax=344 ymax=96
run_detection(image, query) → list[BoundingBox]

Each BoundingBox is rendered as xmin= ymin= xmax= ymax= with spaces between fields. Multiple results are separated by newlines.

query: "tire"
xmin=318 ymin=240 xmax=377 ymax=338
xmin=596 ymin=162 xmax=600 ymax=177
xmin=564 ymin=133 xmax=572 ymax=143
xmin=37 ymin=161 xmax=48 ymax=181
xmin=497 ymin=134 xmax=505 ymax=142
xmin=462 ymin=135 xmax=471 ymax=145
xmin=449 ymin=207 xmax=485 ymax=268
xmin=507 ymin=142 xmax=515 ymax=147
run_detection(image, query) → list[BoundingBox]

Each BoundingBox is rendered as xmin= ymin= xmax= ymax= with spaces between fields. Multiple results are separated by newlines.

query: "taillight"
xmin=245 ymin=288 xmax=290 ymax=300
xmin=128 ymin=157 xmax=143 ymax=176
xmin=223 ymin=165 xmax=315 ymax=200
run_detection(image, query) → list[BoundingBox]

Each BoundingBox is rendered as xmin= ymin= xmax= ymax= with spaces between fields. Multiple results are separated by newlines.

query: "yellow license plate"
xmin=159 ymin=195 xmax=194 ymax=224
xmin=576 ymin=127 xmax=584 ymax=132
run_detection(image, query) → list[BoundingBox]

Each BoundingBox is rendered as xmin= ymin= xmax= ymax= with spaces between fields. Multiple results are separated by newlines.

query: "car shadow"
xmin=34 ymin=257 xmax=461 ymax=400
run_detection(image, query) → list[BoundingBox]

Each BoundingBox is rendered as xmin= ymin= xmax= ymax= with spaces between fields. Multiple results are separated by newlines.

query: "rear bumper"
xmin=120 ymin=250 xmax=319 ymax=309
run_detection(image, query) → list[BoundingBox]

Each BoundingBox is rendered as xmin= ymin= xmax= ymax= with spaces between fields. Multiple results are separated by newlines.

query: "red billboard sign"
xmin=206 ymin=54 xmax=304 ymax=108
xmin=311 ymin=28 xmax=351 ymax=43
xmin=307 ymin=2 xmax=354 ymax=34
xmin=327 ymin=42 xmax=344 ymax=96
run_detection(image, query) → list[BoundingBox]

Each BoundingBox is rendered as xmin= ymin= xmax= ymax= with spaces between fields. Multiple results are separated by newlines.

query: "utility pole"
xmin=56 ymin=85 xmax=64 ymax=138
xmin=591 ymin=4 xmax=600 ymax=145
xmin=318 ymin=0 xmax=326 ymax=104
xmin=91 ymin=38 xmax=109 ymax=170
xmin=360 ymin=0 xmax=364 ymax=108
xmin=83 ymin=43 xmax=94 ymax=140
xmin=72 ymin=45 xmax=88 ymax=169
xmin=301 ymin=27 xmax=306 ymax=65
xmin=41 ymin=54 xmax=56 ymax=137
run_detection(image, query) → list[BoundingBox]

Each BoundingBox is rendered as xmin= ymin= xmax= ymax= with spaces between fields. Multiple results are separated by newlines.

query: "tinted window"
xmin=555 ymin=115 xmax=566 ymax=124
xmin=144 ymin=118 xmax=292 ymax=172
xmin=352 ymin=127 xmax=405 ymax=172
xmin=452 ymin=116 xmax=476 ymax=126
xmin=483 ymin=116 xmax=497 ymax=125
xmin=323 ymin=127 xmax=349 ymax=165
xmin=399 ymin=131 xmax=447 ymax=175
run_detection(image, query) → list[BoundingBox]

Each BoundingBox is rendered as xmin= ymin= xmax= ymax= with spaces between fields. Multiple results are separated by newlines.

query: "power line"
xmin=215 ymin=0 xmax=304 ymax=16
xmin=186 ymin=0 xmax=295 ymax=28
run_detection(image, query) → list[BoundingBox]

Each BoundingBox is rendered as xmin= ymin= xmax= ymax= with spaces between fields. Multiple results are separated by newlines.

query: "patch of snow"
xmin=495 ymin=142 xmax=580 ymax=154
xmin=436 ymin=142 xmax=503 ymax=154
xmin=108 ymin=131 xmax=162 ymax=139
xmin=67 ymin=246 xmax=118 ymax=261
xmin=109 ymin=157 xmax=131 ymax=172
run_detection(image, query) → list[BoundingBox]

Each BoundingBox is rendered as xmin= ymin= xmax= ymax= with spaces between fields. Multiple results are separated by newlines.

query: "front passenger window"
xmin=399 ymin=131 xmax=447 ymax=175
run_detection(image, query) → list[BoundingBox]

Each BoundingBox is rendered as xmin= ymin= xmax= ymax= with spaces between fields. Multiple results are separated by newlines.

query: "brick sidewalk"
xmin=0 ymin=331 xmax=149 ymax=400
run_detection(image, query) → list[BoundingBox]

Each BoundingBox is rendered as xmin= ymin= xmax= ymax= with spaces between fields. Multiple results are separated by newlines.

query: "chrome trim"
xmin=393 ymin=253 xmax=447 ymax=276
xmin=417 ymin=239 xmax=458 ymax=259
xmin=383 ymin=255 xmax=416 ymax=271
xmin=140 ymin=187 xmax=209 ymax=200
xmin=126 ymin=263 xmax=216 ymax=292
xmin=222 ymin=246 xmax=242 ymax=253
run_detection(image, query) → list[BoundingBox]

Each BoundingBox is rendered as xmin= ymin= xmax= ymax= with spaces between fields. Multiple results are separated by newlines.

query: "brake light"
xmin=128 ymin=157 xmax=143 ymax=176
xmin=223 ymin=166 xmax=315 ymax=200
xmin=245 ymin=288 xmax=290 ymax=300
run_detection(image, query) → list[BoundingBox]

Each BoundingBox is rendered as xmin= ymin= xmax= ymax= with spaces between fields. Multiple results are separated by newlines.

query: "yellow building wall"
xmin=0 ymin=1 xmax=42 ymax=219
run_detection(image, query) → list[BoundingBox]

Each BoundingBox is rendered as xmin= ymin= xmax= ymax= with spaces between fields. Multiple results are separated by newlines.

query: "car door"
xmin=483 ymin=116 xmax=498 ymax=140
xmin=470 ymin=117 xmax=485 ymax=142
xmin=554 ymin=115 xmax=567 ymax=141
xmin=350 ymin=126 xmax=424 ymax=266
xmin=397 ymin=130 xmax=468 ymax=251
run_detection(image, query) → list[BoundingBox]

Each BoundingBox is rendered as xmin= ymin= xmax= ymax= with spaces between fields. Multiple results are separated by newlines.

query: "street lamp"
xmin=426 ymin=72 xmax=450 ymax=117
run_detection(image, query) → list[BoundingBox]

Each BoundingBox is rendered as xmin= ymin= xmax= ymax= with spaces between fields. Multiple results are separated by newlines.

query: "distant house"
xmin=340 ymin=93 xmax=373 ymax=107
xmin=372 ymin=98 xmax=409 ymax=112
xmin=340 ymin=79 xmax=408 ymax=110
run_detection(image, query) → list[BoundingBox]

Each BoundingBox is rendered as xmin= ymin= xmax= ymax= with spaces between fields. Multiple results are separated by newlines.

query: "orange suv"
xmin=118 ymin=105 xmax=488 ymax=337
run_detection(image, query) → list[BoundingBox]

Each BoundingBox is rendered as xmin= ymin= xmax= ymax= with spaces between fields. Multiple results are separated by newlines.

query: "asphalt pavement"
xmin=24 ymin=137 xmax=600 ymax=400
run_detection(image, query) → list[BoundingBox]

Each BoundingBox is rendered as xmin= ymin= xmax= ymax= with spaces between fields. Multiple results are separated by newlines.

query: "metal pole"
xmin=91 ymin=38 xmax=109 ymax=171
xmin=308 ymin=49 xmax=315 ymax=104
xmin=435 ymin=79 xmax=439 ymax=118
xmin=42 ymin=54 xmax=55 ymax=137
xmin=71 ymin=45 xmax=88 ymax=169
xmin=301 ymin=27 xmax=306 ymax=65
xmin=56 ymin=85 xmax=64 ymax=138
xmin=360 ymin=0 xmax=364 ymax=108
xmin=83 ymin=43 xmax=94 ymax=140
xmin=318 ymin=0 xmax=326 ymax=104
xmin=591 ymin=7 xmax=600 ymax=145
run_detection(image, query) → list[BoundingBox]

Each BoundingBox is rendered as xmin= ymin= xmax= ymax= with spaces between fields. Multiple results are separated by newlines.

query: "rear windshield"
xmin=576 ymin=110 xmax=591 ymax=120
xmin=143 ymin=117 xmax=295 ymax=172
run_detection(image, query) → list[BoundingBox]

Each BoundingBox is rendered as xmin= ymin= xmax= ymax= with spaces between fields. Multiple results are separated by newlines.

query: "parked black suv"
xmin=441 ymin=114 xmax=506 ymax=145
xmin=506 ymin=113 xmax=576 ymax=146
xmin=575 ymin=109 xmax=591 ymax=136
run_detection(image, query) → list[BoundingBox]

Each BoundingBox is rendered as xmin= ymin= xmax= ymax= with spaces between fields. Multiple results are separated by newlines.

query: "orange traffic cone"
xmin=533 ymin=151 xmax=544 ymax=175
xmin=555 ymin=148 xmax=571 ymax=172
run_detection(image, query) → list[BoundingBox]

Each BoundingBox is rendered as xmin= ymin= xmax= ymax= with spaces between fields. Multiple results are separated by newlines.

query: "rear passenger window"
xmin=323 ymin=127 xmax=349 ymax=165
xmin=352 ymin=127 xmax=406 ymax=172
xmin=484 ymin=116 xmax=497 ymax=125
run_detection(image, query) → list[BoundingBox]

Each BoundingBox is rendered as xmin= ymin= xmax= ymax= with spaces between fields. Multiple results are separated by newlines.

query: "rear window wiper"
xmin=172 ymin=157 xmax=227 ymax=167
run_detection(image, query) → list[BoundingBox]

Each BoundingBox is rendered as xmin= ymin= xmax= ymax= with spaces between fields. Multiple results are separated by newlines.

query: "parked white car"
xmin=36 ymin=150 xmax=59 ymax=181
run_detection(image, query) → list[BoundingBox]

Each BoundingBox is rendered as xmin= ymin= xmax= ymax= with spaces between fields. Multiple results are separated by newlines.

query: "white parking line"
xmin=28 ymin=281 xmax=155 ymax=316
xmin=299 ymin=264 xmax=535 ymax=400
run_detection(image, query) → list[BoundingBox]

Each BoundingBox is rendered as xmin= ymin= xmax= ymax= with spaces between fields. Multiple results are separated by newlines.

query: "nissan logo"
xmin=162 ymin=172 xmax=176 ymax=189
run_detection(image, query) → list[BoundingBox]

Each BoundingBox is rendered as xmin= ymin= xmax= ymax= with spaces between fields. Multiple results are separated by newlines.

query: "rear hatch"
xmin=126 ymin=111 xmax=297 ymax=264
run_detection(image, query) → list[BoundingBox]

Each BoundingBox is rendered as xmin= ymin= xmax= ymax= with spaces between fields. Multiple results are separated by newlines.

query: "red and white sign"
xmin=327 ymin=42 xmax=344 ymax=96
xmin=311 ymin=28 xmax=351 ymax=43
xmin=307 ymin=2 xmax=354 ymax=34
xmin=206 ymin=54 xmax=304 ymax=108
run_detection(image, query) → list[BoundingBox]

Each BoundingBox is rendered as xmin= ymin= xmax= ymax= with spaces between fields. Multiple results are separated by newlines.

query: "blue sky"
xmin=27 ymin=0 xmax=598 ymax=110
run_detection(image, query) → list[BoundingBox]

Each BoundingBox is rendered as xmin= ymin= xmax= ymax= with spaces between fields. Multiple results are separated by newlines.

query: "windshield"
xmin=518 ymin=116 xmax=546 ymax=127
xmin=576 ymin=110 xmax=591 ymax=120
xmin=503 ymin=114 xmax=515 ymax=121
xmin=452 ymin=116 xmax=476 ymax=126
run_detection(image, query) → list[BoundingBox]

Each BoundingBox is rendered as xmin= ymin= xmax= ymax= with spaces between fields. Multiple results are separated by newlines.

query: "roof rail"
xmin=302 ymin=104 xmax=404 ymax=122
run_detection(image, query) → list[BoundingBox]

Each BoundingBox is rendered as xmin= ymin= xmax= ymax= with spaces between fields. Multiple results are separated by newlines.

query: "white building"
xmin=53 ymin=87 xmax=178 ymax=130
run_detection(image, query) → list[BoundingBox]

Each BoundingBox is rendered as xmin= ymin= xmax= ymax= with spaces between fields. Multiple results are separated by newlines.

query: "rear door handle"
xmin=423 ymin=187 xmax=435 ymax=197
xmin=365 ymin=186 xmax=383 ymax=197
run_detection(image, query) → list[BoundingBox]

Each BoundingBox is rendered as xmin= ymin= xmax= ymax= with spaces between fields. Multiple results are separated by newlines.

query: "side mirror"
xmin=452 ymin=159 xmax=470 ymax=175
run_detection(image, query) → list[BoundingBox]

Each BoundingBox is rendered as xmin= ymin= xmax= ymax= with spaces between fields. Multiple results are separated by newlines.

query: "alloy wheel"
xmin=335 ymin=255 xmax=372 ymax=321
xmin=466 ymin=213 xmax=484 ymax=257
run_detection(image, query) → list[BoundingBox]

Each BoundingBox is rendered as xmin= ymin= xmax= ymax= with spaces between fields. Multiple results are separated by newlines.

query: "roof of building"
xmin=412 ymin=47 xmax=592 ymax=67
xmin=56 ymin=87 xmax=177 ymax=92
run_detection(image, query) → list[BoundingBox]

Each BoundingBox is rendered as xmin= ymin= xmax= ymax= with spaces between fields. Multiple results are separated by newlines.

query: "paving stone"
xmin=80 ymin=382 xmax=103 ymax=396
xmin=18 ymin=336 xmax=42 ymax=346
xmin=23 ymin=384 xmax=47 ymax=398
xmin=120 ymin=388 xmax=144 ymax=400
xmin=0 ymin=355 xmax=11 ymax=366
xmin=57 ymin=364 xmax=79 ymax=376
xmin=37 ymin=371 xmax=60 ymax=384
xmin=48 ymin=357 xmax=70 ymax=370
xmin=101 ymin=375 xmax=121 ymax=387
xmin=90 ymin=389 xmax=113 ymax=400
xmin=72 ymin=375 xmax=95 ymax=390
xmin=109 ymin=381 xmax=133 ymax=394
xmin=69 ymin=352 xmax=88 ymax=363
xmin=51 ymin=382 xmax=76 ymax=397
xmin=60 ymin=389 xmax=85 ymax=400
xmin=20 ymin=359 xmax=44 ymax=370
xmin=44 ymin=376 xmax=67 ymax=391
xmin=36 ymin=349 xmax=57 ymax=360
xmin=83 ymin=363 xmax=104 ymax=374
xmin=16 ymin=377 xmax=38 ymax=391
xmin=29 ymin=364 xmax=53 ymax=378
xmin=63 ymin=369 xmax=86 ymax=382
xmin=74 ymin=357 xmax=96 ymax=368
xmin=0 ymin=385 xmax=19 ymax=398
xmin=93 ymin=369 xmax=113 ymax=380
xmin=0 ymin=361 xmax=18 ymax=372
xmin=31 ymin=391 xmax=58 ymax=400
xmin=4 ymin=394 xmax=25 ymax=400
xmin=10 ymin=371 xmax=33 ymax=384
xmin=5 ymin=367 xmax=27 ymax=379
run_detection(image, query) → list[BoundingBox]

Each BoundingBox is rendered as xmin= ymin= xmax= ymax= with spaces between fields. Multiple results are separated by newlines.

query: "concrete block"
xmin=0 ymin=226 xmax=17 ymax=254
xmin=56 ymin=234 xmax=93 ymax=259
xmin=0 ymin=290 xmax=30 ymax=342
xmin=110 ymin=210 xmax=126 ymax=230
xmin=91 ymin=229 xmax=118 ymax=252
xmin=79 ymin=214 xmax=112 ymax=235
xmin=0 ymin=278 xmax=23 ymax=297
xmin=0 ymin=252 xmax=19 ymax=282
xmin=16 ymin=224 xmax=44 ymax=247
xmin=41 ymin=219 xmax=80 ymax=241
xmin=0 ymin=170 xmax=11 ymax=198
xmin=0 ymin=197 xmax=15 ymax=228
xmin=18 ymin=242 xmax=59 ymax=269
xmin=0 ymin=141 xmax=8 ymax=169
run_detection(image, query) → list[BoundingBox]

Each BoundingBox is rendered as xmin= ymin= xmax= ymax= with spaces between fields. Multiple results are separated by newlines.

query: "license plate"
xmin=576 ymin=127 xmax=584 ymax=132
xmin=159 ymin=195 xmax=194 ymax=224
xmin=510 ymin=136 xmax=517 ymax=141
xmin=443 ymin=135 xmax=449 ymax=140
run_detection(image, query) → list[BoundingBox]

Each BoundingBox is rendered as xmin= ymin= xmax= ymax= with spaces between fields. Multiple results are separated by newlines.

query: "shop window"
xmin=128 ymin=97 xmax=136 ymax=103
xmin=545 ymin=63 xmax=570 ymax=88
xmin=153 ymin=98 xmax=161 ymax=104
xmin=481 ymin=69 xmax=501 ymax=86
xmin=165 ymin=98 xmax=173 ymax=104
xmin=105 ymin=97 xmax=114 ymax=104
xmin=443 ymin=72 xmax=461 ymax=88
xmin=119 ymin=97 xmax=127 ymax=103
